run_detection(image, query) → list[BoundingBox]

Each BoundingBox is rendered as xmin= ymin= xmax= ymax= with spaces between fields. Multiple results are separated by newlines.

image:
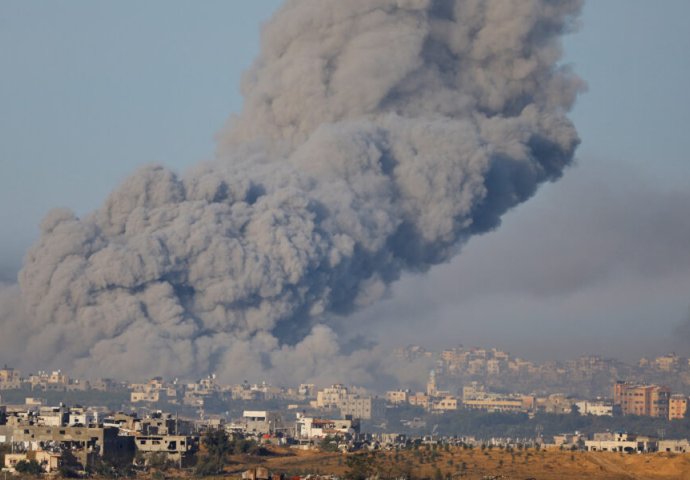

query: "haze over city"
xmin=1 ymin=0 xmax=689 ymax=384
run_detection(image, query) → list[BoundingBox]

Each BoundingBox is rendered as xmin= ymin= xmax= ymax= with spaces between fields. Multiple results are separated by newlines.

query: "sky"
xmin=1 ymin=0 xmax=689 ymax=363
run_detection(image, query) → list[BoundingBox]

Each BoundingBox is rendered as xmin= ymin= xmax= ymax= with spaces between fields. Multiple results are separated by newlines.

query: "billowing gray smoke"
xmin=1 ymin=0 xmax=583 ymax=384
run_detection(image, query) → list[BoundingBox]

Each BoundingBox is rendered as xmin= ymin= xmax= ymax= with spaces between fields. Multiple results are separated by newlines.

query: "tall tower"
xmin=426 ymin=369 xmax=437 ymax=397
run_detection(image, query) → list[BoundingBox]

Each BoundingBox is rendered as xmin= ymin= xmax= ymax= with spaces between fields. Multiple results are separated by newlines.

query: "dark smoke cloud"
xmin=352 ymin=159 xmax=690 ymax=361
xmin=0 ymin=0 xmax=583 ymax=384
xmin=672 ymin=308 xmax=690 ymax=356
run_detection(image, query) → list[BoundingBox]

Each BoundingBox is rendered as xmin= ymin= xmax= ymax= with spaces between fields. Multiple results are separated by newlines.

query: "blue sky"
xmin=1 ymin=1 xmax=689 ymax=360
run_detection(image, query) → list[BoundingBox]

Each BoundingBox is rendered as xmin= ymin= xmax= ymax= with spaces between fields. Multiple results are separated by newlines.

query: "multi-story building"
xmin=463 ymin=396 xmax=525 ymax=413
xmin=508 ymin=358 xmax=536 ymax=374
xmin=467 ymin=358 xmax=486 ymax=375
xmin=386 ymin=389 xmax=410 ymax=405
xmin=669 ymin=395 xmax=688 ymax=420
xmin=538 ymin=394 xmax=575 ymax=414
xmin=242 ymin=410 xmax=283 ymax=435
xmin=614 ymin=382 xmax=671 ymax=418
xmin=584 ymin=432 xmax=657 ymax=453
xmin=134 ymin=434 xmax=198 ymax=466
xmin=339 ymin=395 xmax=385 ymax=420
xmin=131 ymin=391 xmax=160 ymax=403
xmin=432 ymin=396 xmax=458 ymax=412
xmin=316 ymin=384 xmax=349 ymax=409
xmin=408 ymin=392 xmax=430 ymax=409
xmin=129 ymin=377 xmax=178 ymax=404
xmin=575 ymin=400 xmax=614 ymax=417
xmin=0 ymin=425 xmax=135 ymax=468
xmin=314 ymin=385 xmax=383 ymax=420
xmin=462 ymin=382 xmax=486 ymax=401
xmin=295 ymin=413 xmax=358 ymax=440
xmin=0 ymin=367 xmax=21 ymax=390
xmin=26 ymin=370 xmax=75 ymax=392
xmin=654 ymin=354 xmax=680 ymax=372
xmin=487 ymin=359 xmax=502 ymax=376
xmin=298 ymin=384 xmax=315 ymax=398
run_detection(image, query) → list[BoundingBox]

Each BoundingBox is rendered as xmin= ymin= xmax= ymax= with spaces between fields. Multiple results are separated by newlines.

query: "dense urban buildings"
xmin=1 ymin=346 xmax=689 ymax=475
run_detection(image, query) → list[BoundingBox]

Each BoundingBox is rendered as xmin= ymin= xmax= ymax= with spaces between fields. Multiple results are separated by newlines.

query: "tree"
xmin=194 ymin=455 xmax=222 ymax=477
xmin=15 ymin=460 xmax=44 ymax=476
xmin=88 ymin=458 xmax=135 ymax=478
xmin=195 ymin=428 xmax=232 ymax=476
xmin=203 ymin=428 xmax=232 ymax=462
xmin=59 ymin=449 xmax=82 ymax=478
xmin=319 ymin=435 xmax=340 ymax=453
xmin=345 ymin=453 xmax=377 ymax=480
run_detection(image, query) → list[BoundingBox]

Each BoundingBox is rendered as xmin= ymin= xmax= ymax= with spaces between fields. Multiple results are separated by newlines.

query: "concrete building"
xmin=314 ymin=385 xmax=383 ymax=420
xmin=4 ymin=450 xmax=62 ymax=473
xmin=669 ymin=394 xmax=688 ymax=420
xmin=408 ymin=392 xmax=430 ymax=410
xmin=462 ymin=383 xmax=533 ymax=413
xmin=140 ymin=412 xmax=181 ymax=436
xmin=67 ymin=408 xmax=100 ymax=427
xmin=339 ymin=395 xmax=385 ymax=420
xmin=614 ymin=382 xmax=671 ymax=418
xmin=575 ymin=400 xmax=614 ymax=417
xmin=242 ymin=411 xmax=283 ymax=436
xmin=463 ymin=397 xmax=525 ymax=413
xmin=298 ymin=384 xmax=315 ymax=398
xmin=487 ymin=359 xmax=502 ymax=376
xmin=134 ymin=434 xmax=198 ymax=466
xmin=654 ymin=354 xmax=680 ymax=372
xmin=462 ymin=382 xmax=486 ymax=401
xmin=585 ymin=432 xmax=657 ymax=453
xmin=538 ymin=394 xmax=575 ymax=414
xmin=0 ymin=367 xmax=22 ymax=390
xmin=432 ymin=396 xmax=458 ymax=412
xmin=131 ymin=391 xmax=160 ymax=403
xmin=316 ymin=385 xmax=349 ymax=409
xmin=385 ymin=390 xmax=410 ymax=405
xmin=295 ymin=413 xmax=358 ymax=440
xmin=130 ymin=378 xmax=177 ymax=404
xmin=553 ymin=433 xmax=585 ymax=448
xmin=658 ymin=439 xmax=690 ymax=453
xmin=0 ymin=425 xmax=135 ymax=468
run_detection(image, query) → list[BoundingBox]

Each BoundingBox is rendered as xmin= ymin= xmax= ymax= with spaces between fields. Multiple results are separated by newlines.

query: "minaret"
xmin=426 ymin=369 xmax=437 ymax=397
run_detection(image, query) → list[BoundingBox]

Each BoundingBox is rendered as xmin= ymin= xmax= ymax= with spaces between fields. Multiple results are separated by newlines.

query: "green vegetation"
xmin=58 ymin=449 xmax=82 ymax=478
xmin=319 ymin=435 xmax=340 ymax=452
xmin=195 ymin=428 xmax=232 ymax=476
xmin=432 ymin=410 xmax=690 ymax=439
xmin=88 ymin=458 xmax=136 ymax=478
xmin=14 ymin=460 xmax=44 ymax=476
xmin=344 ymin=453 xmax=378 ymax=480
xmin=195 ymin=429 xmax=268 ymax=476
xmin=379 ymin=404 xmax=690 ymax=440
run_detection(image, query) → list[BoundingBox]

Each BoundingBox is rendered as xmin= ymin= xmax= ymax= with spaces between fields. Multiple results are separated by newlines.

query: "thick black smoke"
xmin=0 ymin=0 xmax=583 ymax=384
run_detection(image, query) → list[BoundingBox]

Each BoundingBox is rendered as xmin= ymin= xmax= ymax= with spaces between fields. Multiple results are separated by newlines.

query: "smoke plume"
xmin=0 ymin=0 xmax=583 ymax=384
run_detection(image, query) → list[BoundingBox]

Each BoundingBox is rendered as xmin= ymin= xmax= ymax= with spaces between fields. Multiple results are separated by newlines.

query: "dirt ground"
xmin=218 ymin=446 xmax=690 ymax=480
